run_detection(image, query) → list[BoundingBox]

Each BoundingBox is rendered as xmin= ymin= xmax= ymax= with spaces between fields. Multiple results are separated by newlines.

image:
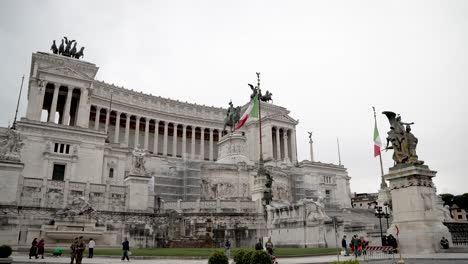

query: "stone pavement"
xmin=10 ymin=253 xmax=468 ymax=264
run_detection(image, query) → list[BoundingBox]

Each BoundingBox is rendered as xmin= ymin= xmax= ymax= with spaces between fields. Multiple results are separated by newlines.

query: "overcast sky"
xmin=1 ymin=0 xmax=467 ymax=195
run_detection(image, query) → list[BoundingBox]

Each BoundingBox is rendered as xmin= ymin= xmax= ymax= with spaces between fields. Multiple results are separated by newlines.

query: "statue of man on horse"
xmin=223 ymin=101 xmax=241 ymax=133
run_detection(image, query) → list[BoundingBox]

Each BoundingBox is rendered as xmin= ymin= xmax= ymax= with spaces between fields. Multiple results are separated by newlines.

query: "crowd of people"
xmin=341 ymin=234 xmax=399 ymax=257
xmin=28 ymin=237 xmax=130 ymax=263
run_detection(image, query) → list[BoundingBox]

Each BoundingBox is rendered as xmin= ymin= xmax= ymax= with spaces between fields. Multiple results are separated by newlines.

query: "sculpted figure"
xmin=131 ymin=147 xmax=147 ymax=175
xmin=50 ymin=40 xmax=58 ymax=54
xmin=58 ymin=39 xmax=64 ymax=55
xmin=0 ymin=128 xmax=24 ymax=160
xmin=74 ymin=47 xmax=85 ymax=59
xmin=383 ymin=111 xmax=423 ymax=165
xmin=70 ymin=42 xmax=77 ymax=57
xmin=223 ymin=101 xmax=241 ymax=132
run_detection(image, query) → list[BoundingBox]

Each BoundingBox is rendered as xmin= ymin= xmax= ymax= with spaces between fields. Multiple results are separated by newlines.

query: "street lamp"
xmin=383 ymin=202 xmax=391 ymax=229
xmin=375 ymin=206 xmax=385 ymax=246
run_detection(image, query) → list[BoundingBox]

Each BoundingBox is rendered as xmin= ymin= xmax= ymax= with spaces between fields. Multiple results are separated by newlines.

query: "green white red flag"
xmin=374 ymin=121 xmax=382 ymax=157
xmin=235 ymin=94 xmax=259 ymax=130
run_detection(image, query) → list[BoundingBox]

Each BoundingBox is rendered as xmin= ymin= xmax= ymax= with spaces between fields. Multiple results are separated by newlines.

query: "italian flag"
xmin=235 ymin=95 xmax=259 ymax=130
xmin=373 ymin=121 xmax=382 ymax=157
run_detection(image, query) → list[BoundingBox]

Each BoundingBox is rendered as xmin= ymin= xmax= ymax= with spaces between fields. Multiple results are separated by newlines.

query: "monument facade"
xmin=0 ymin=47 xmax=352 ymax=247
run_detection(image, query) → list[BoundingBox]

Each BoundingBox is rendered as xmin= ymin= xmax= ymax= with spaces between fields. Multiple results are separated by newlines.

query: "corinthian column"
xmin=62 ymin=87 xmax=73 ymax=125
xmin=283 ymin=130 xmax=290 ymax=163
xmin=182 ymin=125 xmax=187 ymax=158
xmin=172 ymin=123 xmax=178 ymax=157
xmin=94 ymin=106 xmax=101 ymax=130
xmin=144 ymin=118 xmax=150 ymax=150
xmin=48 ymin=83 xmax=59 ymax=123
xmin=114 ymin=111 xmax=120 ymax=143
xmin=200 ymin=128 xmax=205 ymax=160
xmin=134 ymin=116 xmax=140 ymax=148
xmin=276 ymin=127 xmax=281 ymax=161
xmin=153 ymin=120 xmax=159 ymax=154
xmin=191 ymin=126 xmax=196 ymax=159
xmin=163 ymin=122 xmax=169 ymax=156
xmin=209 ymin=128 xmax=214 ymax=161
xmin=124 ymin=114 xmax=130 ymax=147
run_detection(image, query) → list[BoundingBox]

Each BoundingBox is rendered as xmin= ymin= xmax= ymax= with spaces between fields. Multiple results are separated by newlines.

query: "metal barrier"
xmin=363 ymin=246 xmax=396 ymax=263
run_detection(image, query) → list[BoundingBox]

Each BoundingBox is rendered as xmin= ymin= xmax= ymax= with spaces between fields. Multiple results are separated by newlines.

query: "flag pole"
xmin=373 ymin=106 xmax=387 ymax=188
xmin=12 ymin=75 xmax=25 ymax=130
xmin=337 ymin=137 xmax=342 ymax=166
xmin=257 ymin=72 xmax=263 ymax=165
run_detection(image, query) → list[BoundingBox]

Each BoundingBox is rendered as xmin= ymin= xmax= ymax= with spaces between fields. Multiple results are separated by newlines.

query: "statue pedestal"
xmin=216 ymin=132 xmax=251 ymax=164
xmin=384 ymin=165 xmax=451 ymax=254
xmin=0 ymin=159 xmax=24 ymax=205
xmin=377 ymin=187 xmax=391 ymax=207
xmin=124 ymin=173 xmax=151 ymax=211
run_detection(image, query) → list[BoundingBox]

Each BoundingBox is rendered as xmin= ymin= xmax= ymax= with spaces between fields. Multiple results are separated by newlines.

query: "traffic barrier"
xmin=363 ymin=246 xmax=396 ymax=263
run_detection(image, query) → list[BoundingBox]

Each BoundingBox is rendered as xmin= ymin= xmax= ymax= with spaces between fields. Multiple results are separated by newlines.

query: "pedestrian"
xmin=255 ymin=238 xmax=263 ymax=250
xmin=265 ymin=237 xmax=274 ymax=256
xmin=352 ymin=235 xmax=361 ymax=257
xmin=37 ymin=239 xmax=45 ymax=259
xmin=224 ymin=238 xmax=231 ymax=258
xmin=75 ymin=236 xmax=85 ymax=264
xmin=440 ymin=237 xmax=449 ymax=249
xmin=388 ymin=234 xmax=397 ymax=253
xmin=121 ymin=237 xmax=130 ymax=261
xmin=70 ymin=237 xmax=78 ymax=264
xmin=29 ymin=238 xmax=38 ymax=259
xmin=88 ymin=238 xmax=95 ymax=258
xmin=341 ymin=235 xmax=349 ymax=256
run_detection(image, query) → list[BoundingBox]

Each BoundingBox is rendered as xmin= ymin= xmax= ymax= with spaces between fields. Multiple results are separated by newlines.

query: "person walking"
xmin=88 ymin=238 xmax=95 ymax=258
xmin=70 ymin=237 xmax=78 ymax=264
xmin=29 ymin=238 xmax=38 ymax=259
xmin=255 ymin=238 xmax=263 ymax=250
xmin=75 ymin=236 xmax=85 ymax=264
xmin=265 ymin=237 xmax=274 ymax=256
xmin=37 ymin=239 xmax=45 ymax=259
xmin=352 ymin=235 xmax=361 ymax=258
xmin=121 ymin=237 xmax=130 ymax=261
xmin=341 ymin=235 xmax=349 ymax=256
xmin=224 ymin=238 xmax=231 ymax=258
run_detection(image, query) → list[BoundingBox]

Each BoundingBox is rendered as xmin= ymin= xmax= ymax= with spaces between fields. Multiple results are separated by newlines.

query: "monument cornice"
xmin=33 ymin=52 xmax=99 ymax=78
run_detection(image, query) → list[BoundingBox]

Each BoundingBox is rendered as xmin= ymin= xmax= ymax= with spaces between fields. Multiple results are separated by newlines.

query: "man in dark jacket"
xmin=121 ymin=238 xmax=130 ymax=261
xmin=255 ymin=238 xmax=263 ymax=250
xmin=342 ymin=235 xmax=349 ymax=256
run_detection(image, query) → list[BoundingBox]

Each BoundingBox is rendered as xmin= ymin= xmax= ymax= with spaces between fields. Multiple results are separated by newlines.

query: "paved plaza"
xmin=10 ymin=253 xmax=468 ymax=264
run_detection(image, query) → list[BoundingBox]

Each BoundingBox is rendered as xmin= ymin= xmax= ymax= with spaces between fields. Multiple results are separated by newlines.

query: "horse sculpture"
xmin=223 ymin=103 xmax=241 ymax=133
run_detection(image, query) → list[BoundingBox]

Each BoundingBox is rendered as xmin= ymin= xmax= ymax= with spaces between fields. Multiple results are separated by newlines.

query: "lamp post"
xmin=375 ymin=206 xmax=384 ymax=246
xmin=383 ymin=202 xmax=391 ymax=229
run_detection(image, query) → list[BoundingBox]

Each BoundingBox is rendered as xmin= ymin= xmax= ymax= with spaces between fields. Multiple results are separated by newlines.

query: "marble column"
xmin=144 ymin=118 xmax=150 ymax=150
xmin=105 ymin=108 xmax=110 ymax=133
xmin=76 ymin=87 xmax=91 ymax=128
xmin=209 ymin=128 xmax=214 ymax=161
xmin=182 ymin=125 xmax=187 ymax=158
xmin=153 ymin=120 xmax=159 ymax=154
xmin=62 ymin=86 xmax=73 ymax=125
xmin=200 ymin=128 xmax=205 ymax=160
xmin=48 ymin=83 xmax=59 ymax=123
xmin=163 ymin=122 xmax=169 ymax=156
xmin=114 ymin=111 xmax=120 ymax=143
xmin=124 ymin=114 xmax=130 ymax=146
xmin=94 ymin=106 xmax=102 ymax=130
xmin=34 ymin=81 xmax=47 ymax=121
xmin=191 ymin=126 xmax=196 ymax=159
xmin=291 ymin=128 xmax=297 ymax=164
xmin=276 ymin=127 xmax=281 ymax=161
xmin=283 ymin=130 xmax=290 ymax=162
xmin=134 ymin=116 xmax=140 ymax=148
xmin=172 ymin=123 xmax=178 ymax=157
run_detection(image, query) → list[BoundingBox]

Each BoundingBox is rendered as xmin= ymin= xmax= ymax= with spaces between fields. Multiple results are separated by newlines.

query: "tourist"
xmin=88 ymin=238 xmax=95 ymax=258
xmin=121 ymin=237 xmax=130 ymax=261
xmin=352 ymin=235 xmax=361 ymax=257
xmin=265 ymin=237 xmax=274 ymax=256
xmin=37 ymin=238 xmax=45 ymax=259
xmin=75 ymin=236 xmax=85 ymax=264
xmin=70 ymin=237 xmax=78 ymax=264
xmin=29 ymin=238 xmax=38 ymax=259
xmin=440 ymin=237 xmax=449 ymax=249
xmin=341 ymin=235 xmax=349 ymax=256
xmin=52 ymin=247 xmax=62 ymax=257
xmin=224 ymin=238 xmax=231 ymax=258
xmin=387 ymin=234 xmax=398 ymax=253
xmin=359 ymin=236 xmax=368 ymax=255
xmin=255 ymin=238 xmax=263 ymax=250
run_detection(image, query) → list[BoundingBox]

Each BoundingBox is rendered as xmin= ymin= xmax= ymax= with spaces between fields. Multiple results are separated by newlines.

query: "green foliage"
xmin=250 ymin=250 xmax=272 ymax=264
xmin=232 ymin=249 xmax=247 ymax=264
xmin=0 ymin=245 xmax=12 ymax=258
xmin=441 ymin=193 xmax=454 ymax=206
xmin=208 ymin=250 xmax=228 ymax=264
xmin=242 ymin=249 xmax=255 ymax=264
xmin=330 ymin=260 xmax=360 ymax=264
xmin=453 ymin=193 xmax=468 ymax=209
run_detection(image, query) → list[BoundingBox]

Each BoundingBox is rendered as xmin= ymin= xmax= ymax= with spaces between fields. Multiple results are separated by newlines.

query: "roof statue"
xmin=382 ymin=111 xmax=424 ymax=166
xmin=50 ymin=37 xmax=85 ymax=59
xmin=248 ymin=83 xmax=273 ymax=103
xmin=223 ymin=100 xmax=241 ymax=133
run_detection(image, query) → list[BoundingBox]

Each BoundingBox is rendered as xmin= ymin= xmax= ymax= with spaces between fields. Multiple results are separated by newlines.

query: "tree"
xmin=440 ymin=193 xmax=454 ymax=206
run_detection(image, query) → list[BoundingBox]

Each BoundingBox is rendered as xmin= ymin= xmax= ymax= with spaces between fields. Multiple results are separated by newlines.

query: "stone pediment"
xmin=39 ymin=66 xmax=93 ymax=81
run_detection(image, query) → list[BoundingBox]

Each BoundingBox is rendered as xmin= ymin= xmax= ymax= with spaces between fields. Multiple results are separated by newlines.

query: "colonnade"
xmin=271 ymin=126 xmax=296 ymax=163
xmin=90 ymin=105 xmax=221 ymax=161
